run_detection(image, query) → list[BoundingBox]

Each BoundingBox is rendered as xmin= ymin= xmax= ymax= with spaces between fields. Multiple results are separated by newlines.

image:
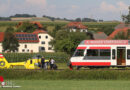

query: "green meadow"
xmin=1 ymin=80 xmax=130 ymax=90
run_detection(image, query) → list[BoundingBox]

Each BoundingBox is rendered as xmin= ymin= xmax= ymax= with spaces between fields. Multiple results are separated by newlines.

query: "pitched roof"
xmin=66 ymin=22 xmax=87 ymax=29
xmin=33 ymin=29 xmax=47 ymax=34
xmin=0 ymin=32 xmax=4 ymax=42
xmin=108 ymin=27 xmax=130 ymax=39
xmin=0 ymin=32 xmax=39 ymax=43
xmin=15 ymin=32 xmax=39 ymax=43
xmin=93 ymin=32 xmax=108 ymax=40
xmin=17 ymin=21 xmax=43 ymax=28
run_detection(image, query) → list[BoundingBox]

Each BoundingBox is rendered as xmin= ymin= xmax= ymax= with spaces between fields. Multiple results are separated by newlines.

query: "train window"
xmin=112 ymin=49 xmax=116 ymax=59
xmin=73 ymin=49 xmax=84 ymax=56
xmin=127 ymin=49 xmax=130 ymax=59
xmin=100 ymin=49 xmax=110 ymax=56
xmin=87 ymin=49 xmax=98 ymax=56
xmin=84 ymin=49 xmax=111 ymax=60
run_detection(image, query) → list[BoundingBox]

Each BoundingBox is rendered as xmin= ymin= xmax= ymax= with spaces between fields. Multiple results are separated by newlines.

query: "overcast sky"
xmin=0 ymin=0 xmax=130 ymax=21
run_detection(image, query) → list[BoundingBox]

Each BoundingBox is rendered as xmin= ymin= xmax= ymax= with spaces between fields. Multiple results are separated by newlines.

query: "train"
xmin=69 ymin=40 xmax=130 ymax=69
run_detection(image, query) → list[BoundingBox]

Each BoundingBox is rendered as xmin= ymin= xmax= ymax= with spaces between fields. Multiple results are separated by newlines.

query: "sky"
xmin=0 ymin=0 xmax=130 ymax=21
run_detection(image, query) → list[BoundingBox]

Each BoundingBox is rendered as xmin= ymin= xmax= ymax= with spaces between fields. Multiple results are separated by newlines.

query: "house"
xmin=107 ymin=23 xmax=130 ymax=39
xmin=0 ymin=30 xmax=54 ymax=53
xmin=66 ymin=22 xmax=88 ymax=32
xmin=0 ymin=21 xmax=54 ymax=53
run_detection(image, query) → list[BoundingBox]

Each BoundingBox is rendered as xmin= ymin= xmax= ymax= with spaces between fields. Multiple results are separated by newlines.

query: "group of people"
xmin=40 ymin=57 xmax=56 ymax=70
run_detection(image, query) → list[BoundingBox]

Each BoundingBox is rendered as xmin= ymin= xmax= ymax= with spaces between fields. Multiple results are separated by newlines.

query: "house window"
xmin=41 ymin=47 xmax=45 ymax=50
xmin=25 ymin=45 xmax=27 ymax=48
xmin=39 ymin=47 xmax=45 ymax=52
xmin=41 ymin=41 xmax=45 ymax=44
xmin=46 ymin=36 xmax=48 ymax=39
xmin=27 ymin=49 xmax=29 ymax=52
xmin=22 ymin=49 xmax=25 ymax=52
xmin=48 ymin=47 xmax=52 ymax=50
xmin=39 ymin=36 xmax=41 ymax=39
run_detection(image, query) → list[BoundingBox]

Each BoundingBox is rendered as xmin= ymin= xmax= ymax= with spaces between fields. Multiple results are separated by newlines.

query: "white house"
xmin=66 ymin=22 xmax=88 ymax=32
xmin=0 ymin=30 xmax=54 ymax=53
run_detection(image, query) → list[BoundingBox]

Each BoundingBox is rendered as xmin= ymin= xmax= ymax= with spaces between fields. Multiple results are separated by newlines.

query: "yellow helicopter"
xmin=0 ymin=54 xmax=49 ymax=69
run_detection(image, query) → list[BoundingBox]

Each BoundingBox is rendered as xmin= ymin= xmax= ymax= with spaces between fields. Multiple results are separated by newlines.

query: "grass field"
xmin=1 ymin=80 xmax=130 ymax=90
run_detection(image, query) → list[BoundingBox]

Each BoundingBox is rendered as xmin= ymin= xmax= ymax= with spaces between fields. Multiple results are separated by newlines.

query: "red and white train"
xmin=69 ymin=40 xmax=130 ymax=69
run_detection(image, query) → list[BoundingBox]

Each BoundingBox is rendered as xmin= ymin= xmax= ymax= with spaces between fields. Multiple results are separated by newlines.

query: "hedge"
xmin=2 ymin=52 xmax=70 ymax=63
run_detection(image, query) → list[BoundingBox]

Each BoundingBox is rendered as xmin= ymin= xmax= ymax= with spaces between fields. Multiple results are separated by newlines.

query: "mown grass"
xmin=1 ymin=80 xmax=130 ymax=90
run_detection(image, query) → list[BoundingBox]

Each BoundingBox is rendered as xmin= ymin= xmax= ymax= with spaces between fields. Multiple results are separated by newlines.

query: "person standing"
xmin=50 ymin=58 xmax=55 ymax=69
xmin=41 ymin=57 xmax=45 ymax=69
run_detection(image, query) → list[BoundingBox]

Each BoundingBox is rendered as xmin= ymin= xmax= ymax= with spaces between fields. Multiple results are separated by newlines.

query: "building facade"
xmin=0 ymin=30 xmax=54 ymax=53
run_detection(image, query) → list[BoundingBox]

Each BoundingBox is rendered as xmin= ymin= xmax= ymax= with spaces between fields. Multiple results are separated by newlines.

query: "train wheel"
xmin=76 ymin=66 xmax=81 ymax=70
xmin=0 ymin=61 xmax=6 ymax=67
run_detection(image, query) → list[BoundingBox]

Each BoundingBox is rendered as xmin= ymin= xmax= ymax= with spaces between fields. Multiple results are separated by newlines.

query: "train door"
xmin=117 ymin=47 xmax=126 ymax=66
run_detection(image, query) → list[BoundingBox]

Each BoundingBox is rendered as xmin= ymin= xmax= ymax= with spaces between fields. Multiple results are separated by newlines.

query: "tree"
xmin=122 ymin=6 xmax=130 ymax=24
xmin=10 ymin=14 xmax=36 ymax=17
xmin=51 ymin=25 xmax=62 ymax=37
xmin=82 ymin=18 xmax=97 ymax=22
xmin=75 ymin=18 xmax=82 ymax=22
xmin=2 ymin=27 xmax=19 ymax=52
xmin=51 ymin=30 xmax=89 ymax=55
xmin=17 ymin=21 xmax=37 ymax=33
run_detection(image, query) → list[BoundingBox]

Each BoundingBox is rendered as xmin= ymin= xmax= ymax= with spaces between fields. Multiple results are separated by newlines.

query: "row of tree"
xmin=10 ymin=14 xmax=36 ymax=18
xmin=43 ymin=15 xmax=97 ymax=22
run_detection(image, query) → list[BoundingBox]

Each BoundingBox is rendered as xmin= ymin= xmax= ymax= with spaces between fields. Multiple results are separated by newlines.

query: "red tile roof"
xmin=107 ymin=27 xmax=129 ymax=39
xmin=17 ymin=21 xmax=43 ymax=28
xmin=66 ymin=22 xmax=87 ymax=29
xmin=33 ymin=29 xmax=47 ymax=34
xmin=31 ymin=21 xmax=43 ymax=28
xmin=0 ymin=32 xmax=4 ymax=42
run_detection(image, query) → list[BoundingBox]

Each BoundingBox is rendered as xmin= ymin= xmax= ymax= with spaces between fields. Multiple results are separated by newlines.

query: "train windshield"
xmin=73 ymin=49 xmax=85 ymax=57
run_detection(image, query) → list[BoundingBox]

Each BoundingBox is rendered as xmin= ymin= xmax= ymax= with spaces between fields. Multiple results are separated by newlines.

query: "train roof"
xmin=80 ymin=40 xmax=130 ymax=45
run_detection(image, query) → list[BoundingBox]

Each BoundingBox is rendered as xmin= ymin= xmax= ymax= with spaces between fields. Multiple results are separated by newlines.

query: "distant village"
xmin=0 ymin=20 xmax=129 ymax=53
xmin=0 ymin=6 xmax=129 ymax=53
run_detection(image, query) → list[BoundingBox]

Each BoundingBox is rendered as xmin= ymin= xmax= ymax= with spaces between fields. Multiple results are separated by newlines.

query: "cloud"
xmin=25 ymin=0 xmax=47 ymax=8
xmin=117 ymin=1 xmax=128 ymax=11
xmin=0 ymin=0 xmax=48 ymax=17
xmin=100 ymin=1 xmax=128 ymax=12
xmin=68 ymin=5 xmax=79 ymax=13
xmin=0 ymin=4 xmax=9 ymax=15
